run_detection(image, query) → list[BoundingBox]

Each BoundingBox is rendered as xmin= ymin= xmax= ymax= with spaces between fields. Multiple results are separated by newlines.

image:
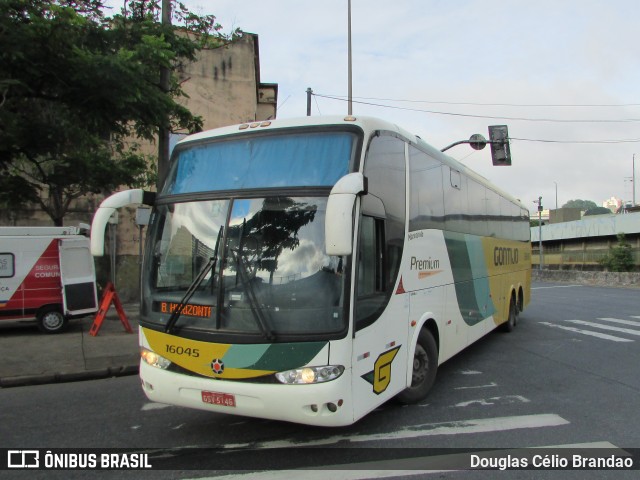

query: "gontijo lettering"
xmin=494 ymin=246 xmax=519 ymax=266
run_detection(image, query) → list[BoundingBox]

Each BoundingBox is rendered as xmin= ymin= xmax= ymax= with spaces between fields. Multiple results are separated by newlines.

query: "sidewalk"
xmin=0 ymin=305 xmax=140 ymax=388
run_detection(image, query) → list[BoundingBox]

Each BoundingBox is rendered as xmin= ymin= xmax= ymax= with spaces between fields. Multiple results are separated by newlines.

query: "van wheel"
xmin=500 ymin=296 xmax=517 ymax=333
xmin=37 ymin=307 xmax=67 ymax=334
xmin=396 ymin=329 xmax=438 ymax=404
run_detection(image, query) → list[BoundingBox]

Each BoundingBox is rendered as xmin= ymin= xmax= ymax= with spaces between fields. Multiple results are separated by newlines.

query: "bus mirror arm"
xmin=90 ymin=189 xmax=155 ymax=256
xmin=325 ymin=173 xmax=366 ymax=256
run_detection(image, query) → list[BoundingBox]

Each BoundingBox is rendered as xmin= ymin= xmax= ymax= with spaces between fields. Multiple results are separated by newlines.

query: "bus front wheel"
xmin=396 ymin=329 xmax=438 ymax=404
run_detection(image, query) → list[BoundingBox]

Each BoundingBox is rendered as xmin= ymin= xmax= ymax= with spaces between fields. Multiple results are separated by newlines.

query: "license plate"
xmin=201 ymin=390 xmax=236 ymax=408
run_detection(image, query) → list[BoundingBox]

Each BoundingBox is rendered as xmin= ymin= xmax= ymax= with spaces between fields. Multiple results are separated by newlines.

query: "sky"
xmin=105 ymin=0 xmax=640 ymax=213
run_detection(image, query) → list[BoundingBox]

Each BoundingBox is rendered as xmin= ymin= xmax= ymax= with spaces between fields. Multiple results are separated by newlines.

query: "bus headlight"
xmin=140 ymin=347 xmax=172 ymax=370
xmin=275 ymin=365 xmax=344 ymax=385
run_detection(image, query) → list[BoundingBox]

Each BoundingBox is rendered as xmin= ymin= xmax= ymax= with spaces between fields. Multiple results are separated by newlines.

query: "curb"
xmin=0 ymin=364 xmax=139 ymax=389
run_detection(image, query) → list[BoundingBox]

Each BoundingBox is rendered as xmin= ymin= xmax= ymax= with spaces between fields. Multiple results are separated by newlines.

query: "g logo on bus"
xmin=210 ymin=359 xmax=225 ymax=375
xmin=361 ymin=346 xmax=401 ymax=395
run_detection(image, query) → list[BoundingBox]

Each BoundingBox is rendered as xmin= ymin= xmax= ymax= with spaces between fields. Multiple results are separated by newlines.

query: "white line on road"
xmin=196 ymin=440 xmax=621 ymax=480
xmin=141 ymin=402 xmax=172 ymax=411
xmin=539 ymin=321 xmax=634 ymax=342
xmin=454 ymin=382 xmax=498 ymax=390
xmin=531 ymin=285 xmax=583 ymax=290
xmin=223 ymin=414 xmax=569 ymax=449
xmin=567 ymin=319 xmax=640 ymax=337
xmin=454 ymin=395 xmax=530 ymax=408
xmin=598 ymin=317 xmax=640 ymax=327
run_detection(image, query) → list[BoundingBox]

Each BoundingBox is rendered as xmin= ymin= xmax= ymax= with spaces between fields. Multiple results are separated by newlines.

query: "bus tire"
xmin=500 ymin=295 xmax=517 ymax=333
xmin=37 ymin=307 xmax=67 ymax=334
xmin=396 ymin=329 xmax=438 ymax=404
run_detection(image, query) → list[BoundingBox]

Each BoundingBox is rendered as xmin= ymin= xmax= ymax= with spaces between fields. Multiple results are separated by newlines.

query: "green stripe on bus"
xmin=228 ymin=342 xmax=328 ymax=371
xmin=444 ymin=232 xmax=494 ymax=326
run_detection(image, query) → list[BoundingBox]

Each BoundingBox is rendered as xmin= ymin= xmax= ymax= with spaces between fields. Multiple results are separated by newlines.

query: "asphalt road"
xmin=1 ymin=282 xmax=639 ymax=479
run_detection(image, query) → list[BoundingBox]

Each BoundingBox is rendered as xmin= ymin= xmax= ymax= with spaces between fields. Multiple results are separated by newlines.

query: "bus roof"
xmin=177 ymin=115 xmax=525 ymax=210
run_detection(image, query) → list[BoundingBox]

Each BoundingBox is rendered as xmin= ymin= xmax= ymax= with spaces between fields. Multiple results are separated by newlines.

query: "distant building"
xmin=549 ymin=208 xmax=581 ymax=224
xmin=602 ymin=196 xmax=623 ymax=213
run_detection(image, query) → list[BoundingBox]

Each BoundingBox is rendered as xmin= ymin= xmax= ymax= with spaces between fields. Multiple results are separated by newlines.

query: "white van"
xmin=0 ymin=225 xmax=98 ymax=333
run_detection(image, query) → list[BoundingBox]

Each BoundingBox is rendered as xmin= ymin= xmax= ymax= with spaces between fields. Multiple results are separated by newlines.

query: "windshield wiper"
xmin=165 ymin=227 xmax=223 ymax=334
xmin=231 ymin=248 xmax=275 ymax=341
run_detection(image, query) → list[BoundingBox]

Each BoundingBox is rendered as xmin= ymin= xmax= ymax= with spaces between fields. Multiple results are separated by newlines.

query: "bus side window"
xmin=356 ymin=215 xmax=386 ymax=328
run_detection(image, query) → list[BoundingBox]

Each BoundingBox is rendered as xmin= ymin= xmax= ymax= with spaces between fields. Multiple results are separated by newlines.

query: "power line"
xmin=313 ymin=93 xmax=640 ymax=123
xmin=511 ymin=137 xmax=640 ymax=144
xmin=318 ymin=93 xmax=640 ymax=108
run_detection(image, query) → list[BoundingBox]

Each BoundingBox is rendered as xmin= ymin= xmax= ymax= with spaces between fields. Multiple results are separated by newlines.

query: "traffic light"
xmin=489 ymin=125 xmax=511 ymax=166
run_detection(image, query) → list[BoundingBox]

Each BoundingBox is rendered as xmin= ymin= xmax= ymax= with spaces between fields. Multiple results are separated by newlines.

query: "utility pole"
xmin=535 ymin=197 xmax=544 ymax=271
xmin=633 ymin=153 xmax=636 ymax=206
xmin=306 ymin=88 xmax=312 ymax=116
xmin=347 ymin=0 xmax=353 ymax=115
xmin=157 ymin=0 xmax=172 ymax=192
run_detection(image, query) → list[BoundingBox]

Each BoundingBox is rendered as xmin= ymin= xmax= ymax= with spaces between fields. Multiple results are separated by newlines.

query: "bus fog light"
xmin=275 ymin=365 xmax=345 ymax=384
xmin=140 ymin=347 xmax=172 ymax=370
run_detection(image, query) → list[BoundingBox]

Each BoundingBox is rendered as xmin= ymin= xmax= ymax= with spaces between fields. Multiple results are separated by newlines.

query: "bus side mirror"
xmin=325 ymin=173 xmax=366 ymax=256
xmin=90 ymin=189 xmax=155 ymax=256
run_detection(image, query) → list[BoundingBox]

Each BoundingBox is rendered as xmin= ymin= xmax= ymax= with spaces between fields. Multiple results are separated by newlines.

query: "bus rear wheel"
xmin=500 ymin=295 xmax=518 ymax=333
xmin=396 ymin=329 xmax=438 ymax=404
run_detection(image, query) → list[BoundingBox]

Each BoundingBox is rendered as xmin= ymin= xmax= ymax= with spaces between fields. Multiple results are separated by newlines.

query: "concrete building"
xmin=531 ymin=211 xmax=640 ymax=271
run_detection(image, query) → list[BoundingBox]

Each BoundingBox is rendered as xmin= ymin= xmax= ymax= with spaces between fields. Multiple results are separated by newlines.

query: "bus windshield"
xmin=143 ymin=196 xmax=346 ymax=339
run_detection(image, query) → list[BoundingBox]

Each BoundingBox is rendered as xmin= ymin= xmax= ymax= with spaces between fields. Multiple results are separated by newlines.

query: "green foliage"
xmin=599 ymin=233 xmax=635 ymax=272
xmin=584 ymin=207 xmax=613 ymax=216
xmin=0 ymin=0 xmax=239 ymax=225
xmin=562 ymin=199 xmax=598 ymax=211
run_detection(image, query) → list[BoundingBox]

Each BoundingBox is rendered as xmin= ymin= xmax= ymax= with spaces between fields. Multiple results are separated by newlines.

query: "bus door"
xmin=350 ymin=211 xmax=410 ymax=417
xmin=58 ymin=238 xmax=98 ymax=315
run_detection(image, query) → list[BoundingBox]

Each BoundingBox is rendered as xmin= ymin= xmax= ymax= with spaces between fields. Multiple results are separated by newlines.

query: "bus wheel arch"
xmin=396 ymin=321 xmax=439 ymax=404
xmin=37 ymin=305 xmax=67 ymax=334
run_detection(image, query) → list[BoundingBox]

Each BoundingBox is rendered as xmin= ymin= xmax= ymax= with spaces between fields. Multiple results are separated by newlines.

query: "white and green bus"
xmin=91 ymin=115 xmax=531 ymax=427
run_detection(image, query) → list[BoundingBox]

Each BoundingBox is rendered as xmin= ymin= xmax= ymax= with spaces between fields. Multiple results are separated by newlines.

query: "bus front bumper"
xmin=139 ymin=361 xmax=355 ymax=427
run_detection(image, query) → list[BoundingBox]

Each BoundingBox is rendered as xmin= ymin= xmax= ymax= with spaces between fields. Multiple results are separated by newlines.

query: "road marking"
xmin=531 ymin=285 xmax=583 ymax=290
xmin=141 ymin=402 xmax=172 ymax=411
xmin=454 ymin=395 xmax=530 ymax=408
xmin=567 ymin=319 xmax=640 ymax=337
xmin=223 ymin=414 xmax=569 ymax=449
xmin=454 ymin=382 xmax=498 ymax=390
xmin=197 ymin=440 xmax=620 ymax=480
xmin=598 ymin=317 xmax=640 ymax=327
xmin=539 ymin=322 xmax=634 ymax=342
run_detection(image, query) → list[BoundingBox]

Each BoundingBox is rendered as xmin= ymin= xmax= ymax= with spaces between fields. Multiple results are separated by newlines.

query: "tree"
xmin=584 ymin=207 xmax=613 ymax=216
xmin=599 ymin=233 xmax=634 ymax=272
xmin=562 ymin=199 xmax=598 ymax=211
xmin=0 ymin=0 xmax=238 ymax=225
